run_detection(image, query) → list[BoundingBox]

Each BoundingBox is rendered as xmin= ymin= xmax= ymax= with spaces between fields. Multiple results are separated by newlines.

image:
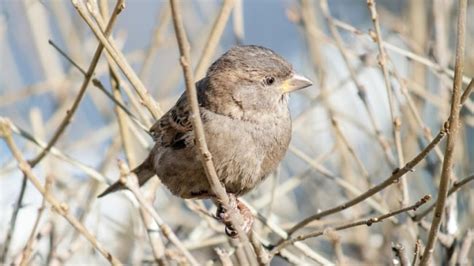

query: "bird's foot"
xmin=216 ymin=194 xmax=254 ymax=238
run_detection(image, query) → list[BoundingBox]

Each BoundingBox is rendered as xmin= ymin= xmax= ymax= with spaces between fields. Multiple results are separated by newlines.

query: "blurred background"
xmin=1 ymin=0 xmax=473 ymax=265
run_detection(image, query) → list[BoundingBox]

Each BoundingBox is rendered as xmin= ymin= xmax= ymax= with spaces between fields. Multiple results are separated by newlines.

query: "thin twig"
xmin=287 ymin=127 xmax=445 ymax=235
xmin=325 ymin=229 xmax=347 ymax=265
xmin=412 ymin=238 xmax=421 ymax=266
xmin=118 ymin=162 xmax=199 ymax=266
xmin=194 ymin=0 xmax=235 ymax=79
xmin=331 ymin=17 xmax=473 ymax=87
xmin=0 ymin=173 xmax=27 ymax=263
xmin=320 ymin=0 xmax=396 ymax=167
xmin=48 ymin=40 xmax=151 ymax=133
xmin=457 ymin=230 xmax=473 ymax=265
xmin=18 ymin=176 xmax=51 ymax=266
xmin=139 ymin=1 xmax=171 ymax=81
xmin=30 ymin=0 xmax=125 ymax=166
xmin=288 ymin=145 xmax=391 ymax=218
xmin=367 ymin=0 xmax=407 ymax=206
xmin=215 ymin=248 xmax=233 ymax=266
xmin=249 ymin=231 xmax=270 ymax=265
xmin=460 ymin=78 xmax=474 ymax=105
xmin=0 ymin=118 xmax=121 ymax=265
xmin=420 ymin=1 xmax=467 ymax=264
xmin=72 ymin=0 xmax=163 ymax=119
xmin=413 ymin=174 xmax=474 ymax=221
xmin=169 ymin=0 xmax=257 ymax=264
xmin=392 ymin=242 xmax=410 ymax=266
xmin=270 ymin=195 xmax=431 ymax=256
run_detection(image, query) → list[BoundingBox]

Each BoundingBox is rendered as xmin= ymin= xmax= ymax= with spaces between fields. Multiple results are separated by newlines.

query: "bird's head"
xmin=203 ymin=45 xmax=312 ymax=120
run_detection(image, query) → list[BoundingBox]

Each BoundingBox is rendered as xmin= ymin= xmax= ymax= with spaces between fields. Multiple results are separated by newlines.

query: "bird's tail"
xmin=97 ymin=156 xmax=155 ymax=198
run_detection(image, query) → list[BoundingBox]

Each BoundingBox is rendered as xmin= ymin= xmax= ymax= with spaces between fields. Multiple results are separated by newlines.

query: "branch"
xmin=0 ymin=118 xmax=121 ymax=265
xmin=392 ymin=243 xmax=409 ymax=266
xmin=270 ymin=195 xmax=431 ymax=256
xmin=168 ymin=0 xmax=257 ymax=264
xmin=420 ymin=1 xmax=467 ymax=264
xmin=287 ymin=127 xmax=445 ymax=235
xmin=72 ymin=0 xmax=163 ymax=120
xmin=285 ymin=79 xmax=474 ymax=236
xmin=194 ymin=0 xmax=235 ymax=79
xmin=367 ymin=0 xmax=407 ymax=205
xmin=117 ymin=162 xmax=199 ymax=265
xmin=457 ymin=230 xmax=473 ymax=265
xmin=414 ymin=173 xmax=474 ymax=221
xmin=0 ymin=3 xmax=124 ymax=260
xmin=30 ymin=0 xmax=125 ymax=166
xmin=412 ymin=238 xmax=421 ymax=266
xmin=320 ymin=0 xmax=396 ymax=167
xmin=48 ymin=40 xmax=150 ymax=134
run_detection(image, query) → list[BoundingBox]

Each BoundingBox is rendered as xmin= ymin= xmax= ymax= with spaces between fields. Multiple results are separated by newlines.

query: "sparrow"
xmin=99 ymin=45 xmax=312 ymax=236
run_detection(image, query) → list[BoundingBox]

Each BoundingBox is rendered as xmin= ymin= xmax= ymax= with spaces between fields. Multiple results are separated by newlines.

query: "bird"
xmin=98 ymin=45 xmax=312 ymax=236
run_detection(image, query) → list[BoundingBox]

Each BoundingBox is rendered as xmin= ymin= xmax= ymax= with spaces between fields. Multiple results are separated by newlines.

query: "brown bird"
xmin=99 ymin=45 xmax=312 ymax=235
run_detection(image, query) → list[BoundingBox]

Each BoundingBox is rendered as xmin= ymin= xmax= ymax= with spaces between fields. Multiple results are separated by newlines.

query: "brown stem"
xmin=194 ymin=0 xmax=235 ymax=79
xmin=414 ymin=174 xmax=474 ymax=221
xmin=420 ymin=0 xmax=467 ymax=264
xmin=271 ymin=195 xmax=431 ymax=256
xmin=366 ymin=0 xmax=407 ymax=206
xmin=118 ymin=162 xmax=199 ymax=266
xmin=30 ymin=0 xmax=124 ymax=166
xmin=0 ymin=119 xmax=121 ymax=265
xmin=168 ymin=0 xmax=257 ymax=264
xmin=72 ymin=0 xmax=163 ymax=120
xmin=287 ymin=128 xmax=445 ymax=235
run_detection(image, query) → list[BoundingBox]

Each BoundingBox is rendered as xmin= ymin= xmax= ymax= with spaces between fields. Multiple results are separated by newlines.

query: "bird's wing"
xmin=149 ymin=79 xmax=207 ymax=149
xmin=149 ymin=93 xmax=193 ymax=149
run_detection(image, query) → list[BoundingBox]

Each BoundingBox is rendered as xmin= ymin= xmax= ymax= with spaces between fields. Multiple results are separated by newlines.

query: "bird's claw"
xmin=216 ymin=194 xmax=254 ymax=238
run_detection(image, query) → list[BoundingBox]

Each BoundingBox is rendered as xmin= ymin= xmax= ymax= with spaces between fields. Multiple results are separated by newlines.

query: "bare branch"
xmin=420 ymin=1 xmax=467 ymax=264
xmin=169 ymin=0 xmax=257 ymax=264
xmin=271 ymin=195 xmax=431 ymax=256
xmin=0 ymin=118 xmax=121 ymax=265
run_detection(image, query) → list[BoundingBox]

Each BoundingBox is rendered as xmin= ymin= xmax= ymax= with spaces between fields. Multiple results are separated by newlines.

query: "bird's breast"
xmin=202 ymin=108 xmax=291 ymax=195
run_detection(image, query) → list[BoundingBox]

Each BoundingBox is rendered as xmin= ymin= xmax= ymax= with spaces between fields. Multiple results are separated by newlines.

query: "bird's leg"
xmin=216 ymin=194 xmax=254 ymax=238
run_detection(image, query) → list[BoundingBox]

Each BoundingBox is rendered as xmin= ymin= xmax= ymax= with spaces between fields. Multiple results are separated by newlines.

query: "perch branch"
xmin=169 ymin=0 xmax=257 ymax=264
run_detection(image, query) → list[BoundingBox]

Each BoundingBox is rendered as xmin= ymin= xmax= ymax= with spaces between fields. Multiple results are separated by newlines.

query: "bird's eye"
xmin=264 ymin=76 xmax=275 ymax=86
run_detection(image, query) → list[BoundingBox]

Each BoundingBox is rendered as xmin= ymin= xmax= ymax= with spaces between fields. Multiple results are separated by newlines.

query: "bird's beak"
xmin=281 ymin=73 xmax=312 ymax=93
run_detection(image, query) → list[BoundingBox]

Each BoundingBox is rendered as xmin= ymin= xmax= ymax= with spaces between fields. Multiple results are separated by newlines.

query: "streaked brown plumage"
xmin=99 ymin=45 xmax=311 ymax=206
